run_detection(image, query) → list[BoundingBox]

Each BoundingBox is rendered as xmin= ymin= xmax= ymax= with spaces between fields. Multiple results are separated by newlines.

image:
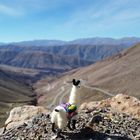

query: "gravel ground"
xmin=0 ymin=107 xmax=140 ymax=140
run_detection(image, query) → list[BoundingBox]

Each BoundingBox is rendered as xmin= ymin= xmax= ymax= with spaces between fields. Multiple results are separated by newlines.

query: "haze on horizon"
xmin=0 ymin=0 xmax=140 ymax=42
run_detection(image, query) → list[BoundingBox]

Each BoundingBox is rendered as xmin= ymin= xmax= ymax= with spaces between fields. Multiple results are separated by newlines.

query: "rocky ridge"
xmin=0 ymin=94 xmax=140 ymax=140
xmin=80 ymin=94 xmax=140 ymax=119
xmin=0 ymin=107 xmax=139 ymax=140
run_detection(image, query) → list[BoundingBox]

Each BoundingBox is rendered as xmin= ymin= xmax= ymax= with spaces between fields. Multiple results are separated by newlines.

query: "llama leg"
xmin=52 ymin=123 xmax=56 ymax=133
xmin=67 ymin=120 xmax=73 ymax=130
xmin=71 ymin=114 xmax=77 ymax=129
xmin=72 ymin=119 xmax=76 ymax=129
xmin=56 ymin=129 xmax=62 ymax=137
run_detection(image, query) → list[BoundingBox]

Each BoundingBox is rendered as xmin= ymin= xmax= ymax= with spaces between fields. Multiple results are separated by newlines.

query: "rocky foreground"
xmin=0 ymin=94 xmax=140 ymax=140
xmin=0 ymin=107 xmax=140 ymax=140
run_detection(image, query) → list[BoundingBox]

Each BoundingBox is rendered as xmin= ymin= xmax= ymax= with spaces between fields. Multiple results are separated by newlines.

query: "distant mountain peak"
xmin=1 ymin=37 xmax=140 ymax=47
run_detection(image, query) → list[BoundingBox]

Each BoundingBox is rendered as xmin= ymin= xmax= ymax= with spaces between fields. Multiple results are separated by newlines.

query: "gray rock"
xmin=0 ymin=107 xmax=139 ymax=140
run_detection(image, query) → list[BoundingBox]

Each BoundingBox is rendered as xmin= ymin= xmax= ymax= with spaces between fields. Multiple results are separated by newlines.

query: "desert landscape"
xmin=0 ymin=39 xmax=140 ymax=139
xmin=0 ymin=0 xmax=140 ymax=139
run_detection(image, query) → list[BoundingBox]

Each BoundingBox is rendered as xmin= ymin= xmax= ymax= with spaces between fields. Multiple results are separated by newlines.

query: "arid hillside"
xmin=0 ymin=66 xmax=37 ymax=127
xmin=0 ymin=64 xmax=57 ymax=85
xmin=35 ymin=43 xmax=140 ymax=108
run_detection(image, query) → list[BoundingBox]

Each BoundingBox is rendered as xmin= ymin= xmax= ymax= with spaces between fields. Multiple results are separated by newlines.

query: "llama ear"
xmin=76 ymin=80 xmax=80 ymax=86
xmin=73 ymin=79 xmax=76 ymax=85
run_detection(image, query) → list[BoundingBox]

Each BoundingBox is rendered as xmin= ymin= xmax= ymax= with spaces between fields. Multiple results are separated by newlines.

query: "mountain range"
xmin=0 ymin=37 xmax=140 ymax=127
xmin=0 ymin=37 xmax=140 ymax=73
xmin=0 ymin=49 xmax=92 ymax=73
xmin=7 ymin=37 xmax=140 ymax=46
xmin=35 ymin=42 xmax=140 ymax=108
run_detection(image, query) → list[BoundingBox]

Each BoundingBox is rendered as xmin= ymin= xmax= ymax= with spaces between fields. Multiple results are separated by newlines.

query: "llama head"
xmin=72 ymin=79 xmax=80 ymax=87
xmin=69 ymin=79 xmax=86 ymax=106
xmin=72 ymin=79 xmax=87 ymax=93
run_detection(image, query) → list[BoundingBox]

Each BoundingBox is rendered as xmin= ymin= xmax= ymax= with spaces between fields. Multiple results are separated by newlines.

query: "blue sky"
xmin=0 ymin=0 xmax=140 ymax=42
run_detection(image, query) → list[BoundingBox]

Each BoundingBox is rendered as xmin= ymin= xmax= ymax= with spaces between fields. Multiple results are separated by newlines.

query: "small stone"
xmin=51 ymin=135 xmax=57 ymax=140
xmin=0 ymin=127 xmax=5 ymax=135
xmin=90 ymin=115 xmax=102 ymax=124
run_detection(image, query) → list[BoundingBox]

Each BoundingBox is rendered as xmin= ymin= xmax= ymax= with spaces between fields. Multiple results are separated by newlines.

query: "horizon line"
xmin=1 ymin=36 xmax=140 ymax=44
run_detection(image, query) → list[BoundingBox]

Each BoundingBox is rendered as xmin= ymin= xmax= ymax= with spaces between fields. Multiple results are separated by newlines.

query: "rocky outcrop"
xmin=5 ymin=105 xmax=48 ymax=129
xmin=80 ymin=94 xmax=140 ymax=119
xmin=0 ymin=94 xmax=140 ymax=140
xmin=79 ymin=98 xmax=111 ymax=112
xmin=110 ymin=94 xmax=140 ymax=119
xmin=0 ymin=107 xmax=140 ymax=140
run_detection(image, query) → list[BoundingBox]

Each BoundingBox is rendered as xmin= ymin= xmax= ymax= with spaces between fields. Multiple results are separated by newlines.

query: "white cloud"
xmin=0 ymin=0 xmax=70 ymax=17
xmin=0 ymin=4 xmax=23 ymax=17
xmin=59 ymin=0 xmax=140 ymax=29
xmin=50 ymin=0 xmax=140 ymax=39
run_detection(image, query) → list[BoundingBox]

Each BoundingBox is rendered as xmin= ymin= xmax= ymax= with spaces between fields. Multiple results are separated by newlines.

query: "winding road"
xmin=47 ymin=80 xmax=114 ymax=109
xmin=84 ymin=85 xmax=114 ymax=97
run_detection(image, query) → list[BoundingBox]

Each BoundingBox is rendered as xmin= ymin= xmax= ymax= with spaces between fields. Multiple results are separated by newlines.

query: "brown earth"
xmin=34 ymin=43 xmax=140 ymax=108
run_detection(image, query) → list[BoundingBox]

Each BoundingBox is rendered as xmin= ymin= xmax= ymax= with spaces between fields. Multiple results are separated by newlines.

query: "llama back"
xmin=51 ymin=106 xmax=67 ymax=129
